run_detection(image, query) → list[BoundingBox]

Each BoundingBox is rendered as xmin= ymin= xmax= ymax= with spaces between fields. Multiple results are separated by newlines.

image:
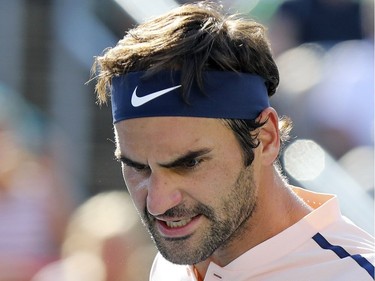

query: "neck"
xmin=195 ymin=168 xmax=312 ymax=278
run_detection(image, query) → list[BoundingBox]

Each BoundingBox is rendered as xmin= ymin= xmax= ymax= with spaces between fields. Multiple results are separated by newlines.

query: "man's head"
xmin=93 ymin=1 xmax=290 ymax=265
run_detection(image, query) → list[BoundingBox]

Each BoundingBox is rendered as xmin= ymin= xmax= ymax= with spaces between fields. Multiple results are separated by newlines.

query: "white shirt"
xmin=150 ymin=188 xmax=375 ymax=281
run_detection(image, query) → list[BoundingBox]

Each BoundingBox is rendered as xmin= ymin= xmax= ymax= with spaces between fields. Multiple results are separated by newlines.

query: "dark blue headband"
xmin=111 ymin=71 xmax=269 ymax=124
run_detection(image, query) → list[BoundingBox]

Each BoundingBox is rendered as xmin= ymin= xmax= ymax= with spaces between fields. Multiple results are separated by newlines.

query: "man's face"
xmin=115 ymin=117 xmax=259 ymax=264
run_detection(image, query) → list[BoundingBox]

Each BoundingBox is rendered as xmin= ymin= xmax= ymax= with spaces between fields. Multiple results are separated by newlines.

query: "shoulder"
xmin=278 ymin=213 xmax=375 ymax=280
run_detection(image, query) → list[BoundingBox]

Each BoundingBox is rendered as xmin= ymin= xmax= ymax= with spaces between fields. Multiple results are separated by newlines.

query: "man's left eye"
xmin=182 ymin=158 xmax=202 ymax=168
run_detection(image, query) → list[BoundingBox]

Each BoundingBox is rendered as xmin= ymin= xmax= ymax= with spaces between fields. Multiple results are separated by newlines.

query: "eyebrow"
xmin=118 ymin=148 xmax=212 ymax=169
xmin=159 ymin=148 xmax=212 ymax=168
xmin=118 ymin=156 xmax=147 ymax=169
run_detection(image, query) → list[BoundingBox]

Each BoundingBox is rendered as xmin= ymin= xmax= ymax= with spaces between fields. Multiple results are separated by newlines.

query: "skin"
xmin=114 ymin=108 xmax=312 ymax=279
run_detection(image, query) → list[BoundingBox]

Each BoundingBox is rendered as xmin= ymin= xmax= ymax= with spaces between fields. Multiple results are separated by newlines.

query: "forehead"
xmin=114 ymin=117 xmax=237 ymax=158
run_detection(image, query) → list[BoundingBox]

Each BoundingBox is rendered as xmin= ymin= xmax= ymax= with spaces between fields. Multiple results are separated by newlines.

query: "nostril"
xmin=147 ymin=188 xmax=183 ymax=217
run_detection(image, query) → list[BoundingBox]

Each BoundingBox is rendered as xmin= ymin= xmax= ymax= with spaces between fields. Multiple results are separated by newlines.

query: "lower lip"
xmin=156 ymin=215 xmax=202 ymax=238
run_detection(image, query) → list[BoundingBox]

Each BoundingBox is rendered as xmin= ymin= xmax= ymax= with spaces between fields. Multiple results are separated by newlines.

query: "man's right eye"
xmin=118 ymin=157 xmax=150 ymax=173
xmin=124 ymin=162 xmax=150 ymax=174
xmin=131 ymin=164 xmax=150 ymax=172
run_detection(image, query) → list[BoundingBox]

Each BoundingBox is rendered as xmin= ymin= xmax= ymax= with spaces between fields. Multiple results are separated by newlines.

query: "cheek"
xmin=189 ymin=162 xmax=242 ymax=203
xmin=122 ymin=168 xmax=148 ymax=212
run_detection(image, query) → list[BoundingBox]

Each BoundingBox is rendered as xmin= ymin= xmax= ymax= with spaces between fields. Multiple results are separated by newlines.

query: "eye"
xmin=181 ymin=158 xmax=202 ymax=169
xmin=118 ymin=157 xmax=150 ymax=174
xmin=131 ymin=163 xmax=150 ymax=173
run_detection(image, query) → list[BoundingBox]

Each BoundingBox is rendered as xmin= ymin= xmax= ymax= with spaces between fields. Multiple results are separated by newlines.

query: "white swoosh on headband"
xmin=131 ymin=85 xmax=182 ymax=107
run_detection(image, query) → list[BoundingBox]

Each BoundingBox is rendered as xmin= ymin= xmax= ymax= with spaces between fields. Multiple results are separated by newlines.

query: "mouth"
xmin=155 ymin=215 xmax=201 ymax=238
xmin=165 ymin=218 xmax=192 ymax=228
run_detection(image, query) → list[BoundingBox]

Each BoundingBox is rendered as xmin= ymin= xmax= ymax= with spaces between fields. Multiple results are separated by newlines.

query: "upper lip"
xmin=154 ymin=214 xmax=200 ymax=222
xmin=156 ymin=216 xmax=192 ymax=222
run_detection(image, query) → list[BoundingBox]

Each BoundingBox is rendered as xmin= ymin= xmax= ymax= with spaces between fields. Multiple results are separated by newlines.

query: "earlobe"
xmin=257 ymin=107 xmax=280 ymax=165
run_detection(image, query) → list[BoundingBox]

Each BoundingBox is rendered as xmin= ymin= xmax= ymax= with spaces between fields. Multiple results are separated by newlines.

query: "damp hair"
xmin=92 ymin=1 xmax=279 ymax=104
xmin=92 ymin=1 xmax=291 ymax=166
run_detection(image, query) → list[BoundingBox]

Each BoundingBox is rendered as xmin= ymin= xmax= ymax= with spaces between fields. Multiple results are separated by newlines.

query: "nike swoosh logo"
xmin=131 ymin=85 xmax=182 ymax=107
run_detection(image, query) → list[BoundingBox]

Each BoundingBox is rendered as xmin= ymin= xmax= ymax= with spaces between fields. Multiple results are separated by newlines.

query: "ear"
xmin=256 ymin=107 xmax=280 ymax=166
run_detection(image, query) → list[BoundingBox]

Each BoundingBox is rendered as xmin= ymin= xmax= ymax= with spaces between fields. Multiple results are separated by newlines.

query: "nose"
xmin=146 ymin=170 xmax=183 ymax=217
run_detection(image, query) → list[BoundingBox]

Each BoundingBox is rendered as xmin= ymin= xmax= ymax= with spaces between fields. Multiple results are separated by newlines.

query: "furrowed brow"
xmin=159 ymin=148 xmax=212 ymax=169
xmin=118 ymin=155 xmax=147 ymax=168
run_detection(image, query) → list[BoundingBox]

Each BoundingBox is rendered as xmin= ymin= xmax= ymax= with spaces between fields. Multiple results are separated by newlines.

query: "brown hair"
xmin=93 ymin=2 xmax=278 ymax=103
xmin=93 ymin=1 xmax=290 ymax=165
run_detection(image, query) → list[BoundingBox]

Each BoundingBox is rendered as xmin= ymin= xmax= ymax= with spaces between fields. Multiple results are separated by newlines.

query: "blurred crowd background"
xmin=0 ymin=0 xmax=373 ymax=280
